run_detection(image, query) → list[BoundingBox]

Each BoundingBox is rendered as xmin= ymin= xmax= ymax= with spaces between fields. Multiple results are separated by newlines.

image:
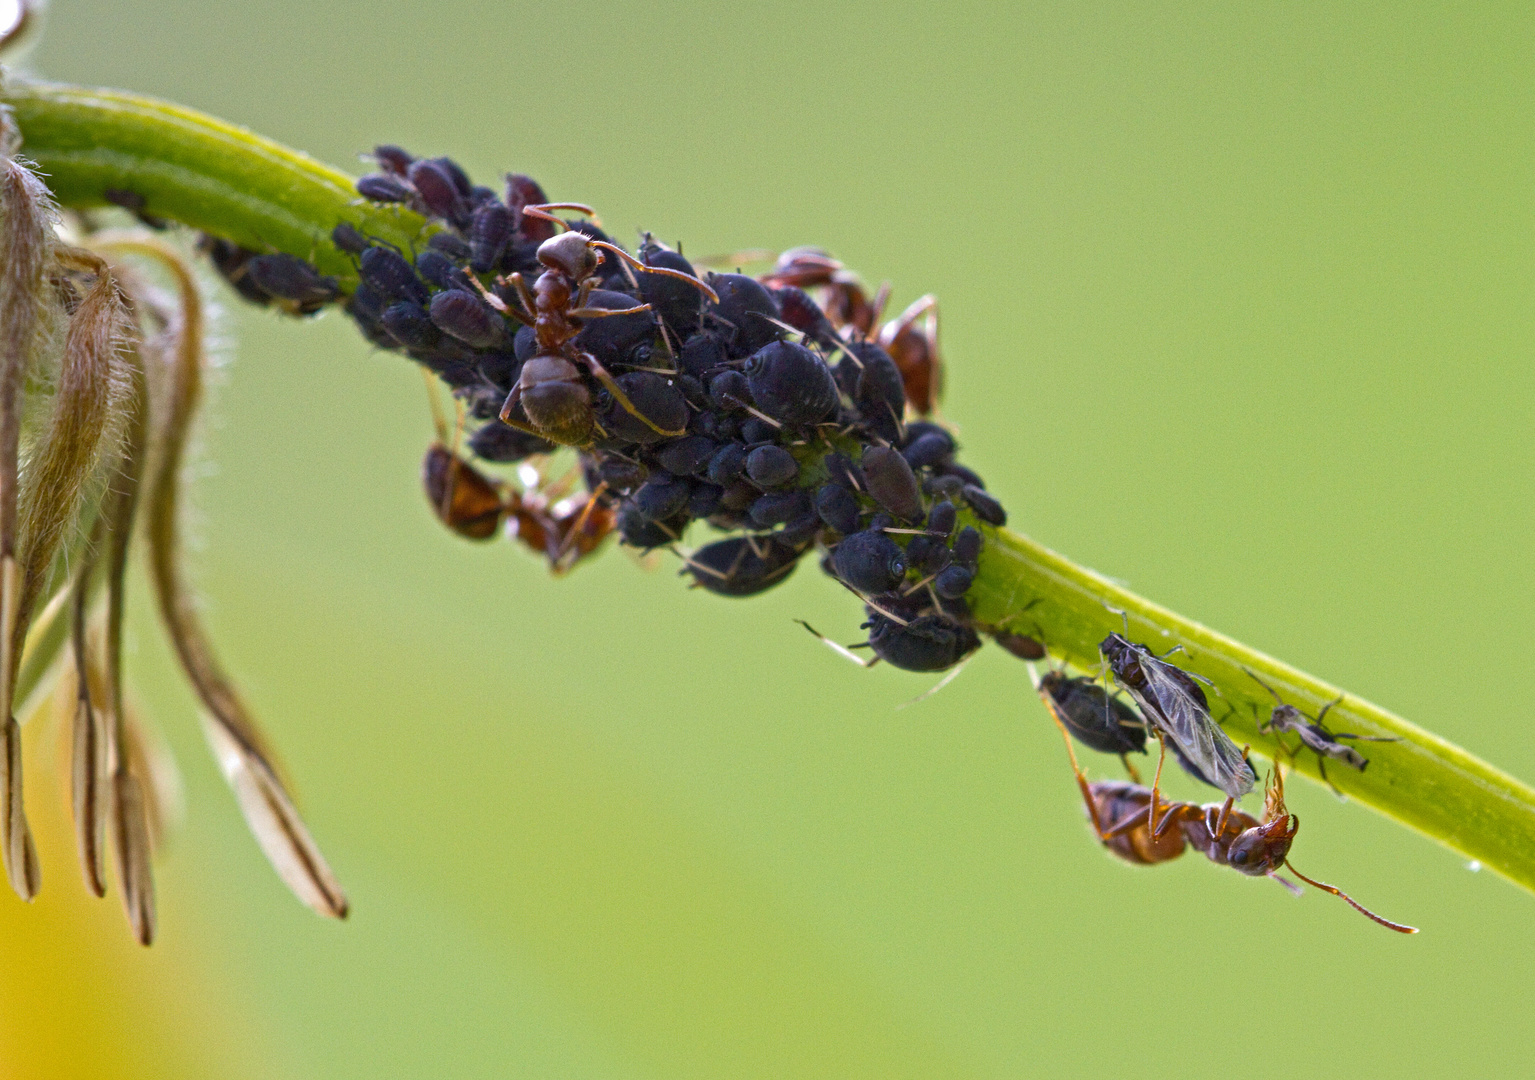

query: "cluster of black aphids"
xmin=198 ymin=145 xmax=1015 ymax=674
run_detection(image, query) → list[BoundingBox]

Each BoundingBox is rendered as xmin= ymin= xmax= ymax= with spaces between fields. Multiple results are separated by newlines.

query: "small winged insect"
xmin=1036 ymin=669 xmax=1147 ymax=782
xmin=1244 ymin=669 xmax=1399 ymax=796
xmin=1073 ymin=766 xmax=1417 ymax=933
xmin=1100 ymin=632 xmax=1256 ymax=802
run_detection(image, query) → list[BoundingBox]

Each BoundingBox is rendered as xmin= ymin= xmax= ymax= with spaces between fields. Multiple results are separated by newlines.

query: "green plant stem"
xmin=7 ymin=76 xmax=1535 ymax=894
xmin=0 ymin=78 xmax=429 ymax=285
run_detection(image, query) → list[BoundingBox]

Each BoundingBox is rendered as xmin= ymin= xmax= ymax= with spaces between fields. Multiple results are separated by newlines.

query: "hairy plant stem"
xmin=7 ymin=76 xmax=1534 ymax=894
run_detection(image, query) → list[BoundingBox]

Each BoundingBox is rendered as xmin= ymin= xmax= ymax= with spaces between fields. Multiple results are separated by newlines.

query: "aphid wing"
xmin=1141 ymin=663 xmax=1254 ymax=799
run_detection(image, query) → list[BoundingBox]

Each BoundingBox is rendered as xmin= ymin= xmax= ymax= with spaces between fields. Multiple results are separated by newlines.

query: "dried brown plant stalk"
xmin=0 ymin=123 xmax=346 ymax=941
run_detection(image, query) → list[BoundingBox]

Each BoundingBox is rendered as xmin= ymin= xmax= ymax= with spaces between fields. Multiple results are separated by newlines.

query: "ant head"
xmin=1226 ymin=812 xmax=1297 ymax=877
xmin=537 ymin=231 xmax=601 ymax=279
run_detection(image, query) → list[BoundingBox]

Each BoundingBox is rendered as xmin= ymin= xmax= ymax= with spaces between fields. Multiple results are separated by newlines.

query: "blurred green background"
xmin=3 ymin=1 xmax=1534 ymax=1076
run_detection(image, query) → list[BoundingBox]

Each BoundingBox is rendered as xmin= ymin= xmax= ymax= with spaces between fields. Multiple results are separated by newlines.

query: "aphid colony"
xmin=209 ymin=145 xmax=1009 ymax=674
xmin=201 ymin=146 xmax=1414 ymax=932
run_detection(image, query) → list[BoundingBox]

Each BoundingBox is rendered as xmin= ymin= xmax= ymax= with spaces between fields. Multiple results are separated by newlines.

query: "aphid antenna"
xmin=795 ymin=620 xmax=877 ymax=668
xmin=901 ymin=571 xmax=940 ymax=596
xmin=760 ymin=316 xmax=808 ymax=341
xmin=895 ymin=654 xmax=973 ymax=710
xmin=835 ymin=581 xmax=911 ymax=627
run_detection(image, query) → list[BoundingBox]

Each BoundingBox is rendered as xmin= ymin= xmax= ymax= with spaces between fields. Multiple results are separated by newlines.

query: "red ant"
xmin=1046 ymin=705 xmax=1417 ymax=933
xmin=473 ymin=204 xmax=717 ymax=448
xmin=876 ymin=294 xmax=943 ymax=417
xmin=420 ymin=381 xmax=614 ymax=572
xmin=759 ymin=248 xmax=943 ymax=416
xmin=760 ymin=246 xmax=890 ymax=336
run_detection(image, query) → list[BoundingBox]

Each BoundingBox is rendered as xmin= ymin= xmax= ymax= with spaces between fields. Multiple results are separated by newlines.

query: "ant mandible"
xmin=474 ymin=204 xmax=718 ymax=448
xmin=1045 ymin=702 xmax=1417 ymax=932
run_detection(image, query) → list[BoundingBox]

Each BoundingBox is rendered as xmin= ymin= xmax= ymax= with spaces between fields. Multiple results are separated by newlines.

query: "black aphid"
xmin=744 ymin=340 xmax=838 ymax=427
xmin=815 ymin=484 xmax=861 ymax=535
xmin=657 ymin=436 xmax=717 ymax=477
xmin=356 ymin=173 xmax=414 ymax=204
xmin=860 ymin=445 xmax=924 ymax=522
xmin=243 ymin=254 xmax=340 ymax=311
xmin=745 ymin=445 xmax=798 ymax=488
xmin=430 ymin=290 xmax=509 ymax=349
xmin=633 ymin=477 xmax=692 ymax=522
xmin=470 ymin=203 xmax=514 ymax=273
xmin=686 ymin=537 xmax=803 ymax=597
xmin=1038 ymin=671 xmax=1148 ymax=758
xmin=933 ymin=565 xmax=974 ymax=599
xmin=962 ymin=485 xmax=1006 ymax=526
xmin=833 ymin=531 xmax=908 ymax=595
xmin=865 ymin=611 xmax=980 ymax=672
xmin=707 ymin=273 xmax=783 ymax=356
xmin=360 ymin=246 xmax=430 ymax=305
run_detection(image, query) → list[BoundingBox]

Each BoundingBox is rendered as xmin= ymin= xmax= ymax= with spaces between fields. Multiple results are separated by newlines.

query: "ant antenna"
xmin=586 ymin=240 xmax=720 ymax=303
xmin=1282 ymin=861 xmax=1419 ymax=934
xmin=521 ymin=203 xmax=603 ymax=230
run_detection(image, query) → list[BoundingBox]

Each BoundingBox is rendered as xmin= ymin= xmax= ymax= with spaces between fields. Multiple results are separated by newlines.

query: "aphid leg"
xmin=1315 ymin=754 xmax=1344 ymax=799
xmin=795 ymin=620 xmax=878 ymax=668
xmin=581 ymin=353 xmax=687 ymax=438
xmin=1284 ymin=860 xmax=1419 ymax=934
xmin=895 ymin=656 xmax=972 ymax=710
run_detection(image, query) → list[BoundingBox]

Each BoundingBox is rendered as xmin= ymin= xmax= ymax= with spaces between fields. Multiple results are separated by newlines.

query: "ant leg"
xmin=1119 ymin=753 xmax=1142 ymax=785
xmin=582 ymin=353 xmax=687 ymax=438
xmin=1284 ymin=861 xmax=1418 ymax=933
xmin=570 ymin=301 xmax=654 ymax=320
xmin=1044 ymin=707 xmax=1106 ymax=836
xmin=1209 ymin=796 xmax=1236 ymax=840
xmin=1146 ymin=734 xmax=1169 ymax=837
xmin=497 ymin=388 xmax=553 ymax=442
xmin=551 ymin=481 xmax=608 ymax=571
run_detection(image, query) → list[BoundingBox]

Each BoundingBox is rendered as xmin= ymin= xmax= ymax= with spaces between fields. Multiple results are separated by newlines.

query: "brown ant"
xmin=420 ymin=379 xmax=613 ymax=572
xmin=1045 ymin=704 xmax=1417 ymax=932
xmin=473 ymin=205 xmax=717 ymax=448
xmin=759 ymin=248 xmax=943 ymax=416
xmin=760 ymin=247 xmax=890 ymax=336
xmin=876 ymin=294 xmax=943 ymax=416
xmin=421 ymin=383 xmax=508 ymax=541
